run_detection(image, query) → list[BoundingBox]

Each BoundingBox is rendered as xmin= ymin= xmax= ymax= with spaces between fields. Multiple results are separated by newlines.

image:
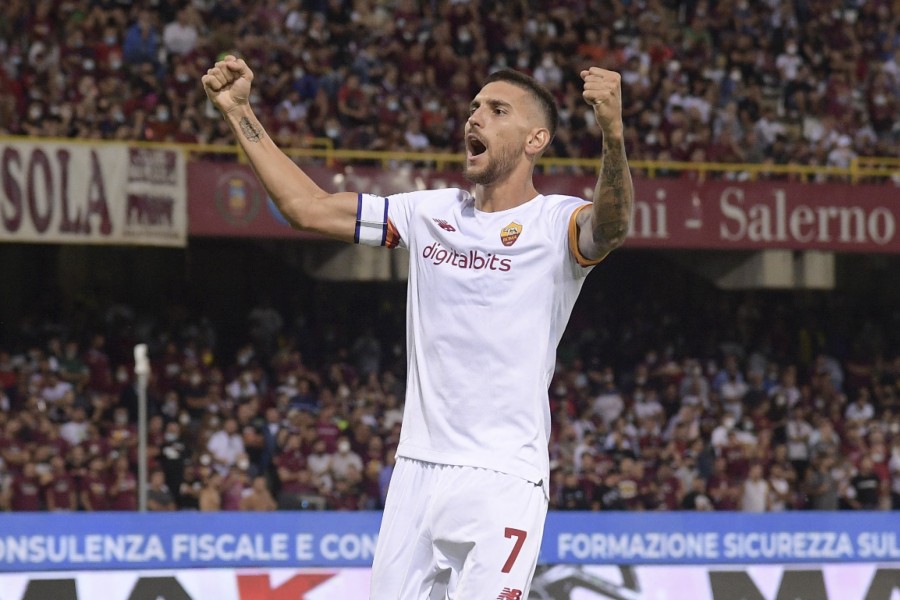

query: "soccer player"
xmin=203 ymin=56 xmax=633 ymax=599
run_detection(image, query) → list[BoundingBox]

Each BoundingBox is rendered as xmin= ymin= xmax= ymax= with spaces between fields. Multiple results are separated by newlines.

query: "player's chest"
xmin=412 ymin=208 xmax=551 ymax=263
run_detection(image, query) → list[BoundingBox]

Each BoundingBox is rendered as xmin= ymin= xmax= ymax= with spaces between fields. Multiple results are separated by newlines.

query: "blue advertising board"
xmin=0 ymin=511 xmax=897 ymax=572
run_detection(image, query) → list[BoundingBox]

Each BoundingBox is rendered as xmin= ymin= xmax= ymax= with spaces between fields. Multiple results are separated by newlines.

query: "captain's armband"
xmin=354 ymin=193 xmax=389 ymax=246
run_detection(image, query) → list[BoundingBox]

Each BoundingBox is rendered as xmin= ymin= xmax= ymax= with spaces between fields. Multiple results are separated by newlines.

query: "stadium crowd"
xmin=0 ymin=0 xmax=898 ymax=172
xmin=1 ymin=283 xmax=899 ymax=513
xmin=1 ymin=0 xmax=899 ymax=512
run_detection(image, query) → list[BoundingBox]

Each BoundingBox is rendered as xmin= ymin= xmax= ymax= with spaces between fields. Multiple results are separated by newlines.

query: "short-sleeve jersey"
xmin=358 ymin=189 xmax=600 ymax=488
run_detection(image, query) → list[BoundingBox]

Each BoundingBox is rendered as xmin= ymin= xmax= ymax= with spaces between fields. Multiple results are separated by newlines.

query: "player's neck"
xmin=474 ymin=174 xmax=539 ymax=213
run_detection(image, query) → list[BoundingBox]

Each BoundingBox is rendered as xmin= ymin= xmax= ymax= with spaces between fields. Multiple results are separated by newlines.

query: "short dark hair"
xmin=483 ymin=68 xmax=559 ymax=140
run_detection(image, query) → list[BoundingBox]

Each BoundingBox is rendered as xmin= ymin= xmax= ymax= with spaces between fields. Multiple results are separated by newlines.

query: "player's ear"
xmin=525 ymin=127 xmax=551 ymax=158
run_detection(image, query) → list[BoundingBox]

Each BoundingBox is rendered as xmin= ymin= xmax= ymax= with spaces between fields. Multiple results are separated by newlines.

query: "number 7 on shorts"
xmin=501 ymin=527 xmax=527 ymax=573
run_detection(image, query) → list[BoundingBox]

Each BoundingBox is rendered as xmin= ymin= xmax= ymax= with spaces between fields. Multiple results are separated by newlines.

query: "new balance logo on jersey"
xmin=432 ymin=218 xmax=456 ymax=232
xmin=497 ymin=588 xmax=522 ymax=600
xmin=422 ymin=241 xmax=511 ymax=272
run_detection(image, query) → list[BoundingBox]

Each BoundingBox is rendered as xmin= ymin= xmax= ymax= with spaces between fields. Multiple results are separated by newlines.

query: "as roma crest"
xmin=500 ymin=221 xmax=523 ymax=247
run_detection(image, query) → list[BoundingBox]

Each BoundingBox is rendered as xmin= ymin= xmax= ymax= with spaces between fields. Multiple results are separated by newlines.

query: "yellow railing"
xmin=2 ymin=136 xmax=898 ymax=184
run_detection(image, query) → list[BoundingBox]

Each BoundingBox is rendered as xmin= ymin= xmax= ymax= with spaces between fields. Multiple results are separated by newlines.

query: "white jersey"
xmin=357 ymin=188 xmax=600 ymax=489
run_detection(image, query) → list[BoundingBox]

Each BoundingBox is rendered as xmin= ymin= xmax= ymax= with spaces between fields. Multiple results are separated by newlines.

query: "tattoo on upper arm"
xmin=239 ymin=117 xmax=263 ymax=143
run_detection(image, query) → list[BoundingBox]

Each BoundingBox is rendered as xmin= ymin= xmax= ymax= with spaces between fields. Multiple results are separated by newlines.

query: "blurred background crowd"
xmin=1 ymin=0 xmax=900 ymax=513
xmin=0 ymin=0 xmax=899 ymax=171
xmin=2 ymin=269 xmax=899 ymax=513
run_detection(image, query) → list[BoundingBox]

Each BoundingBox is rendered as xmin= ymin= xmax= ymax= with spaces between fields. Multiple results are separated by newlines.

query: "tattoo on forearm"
xmin=592 ymin=139 xmax=633 ymax=245
xmin=239 ymin=117 xmax=263 ymax=143
xmin=602 ymin=143 xmax=626 ymax=201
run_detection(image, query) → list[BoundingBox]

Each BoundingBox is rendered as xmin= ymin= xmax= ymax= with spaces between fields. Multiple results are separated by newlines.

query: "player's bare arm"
xmin=201 ymin=56 xmax=358 ymax=242
xmin=576 ymin=67 xmax=634 ymax=261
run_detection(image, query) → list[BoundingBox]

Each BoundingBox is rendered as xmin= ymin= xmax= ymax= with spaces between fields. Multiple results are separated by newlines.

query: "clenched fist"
xmin=202 ymin=55 xmax=254 ymax=114
xmin=580 ymin=67 xmax=623 ymax=137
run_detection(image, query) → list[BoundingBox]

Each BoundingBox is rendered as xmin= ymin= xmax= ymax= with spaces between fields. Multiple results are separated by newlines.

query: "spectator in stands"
xmin=681 ymin=477 xmax=713 ymax=511
xmin=59 ymin=406 xmax=90 ymax=446
xmin=804 ymin=454 xmax=839 ymax=510
xmin=147 ymin=470 xmax=176 ymax=511
xmin=240 ymin=475 xmax=277 ymax=511
xmin=8 ymin=461 xmax=42 ymax=511
xmin=109 ymin=455 xmax=138 ymax=511
xmin=767 ymin=463 xmax=792 ymax=512
xmin=846 ymin=388 xmax=876 ymax=424
xmin=162 ymin=8 xmax=199 ymax=57
xmin=44 ymin=455 xmax=77 ymax=511
xmin=809 ymin=417 xmax=841 ymax=460
xmin=326 ymin=474 xmax=363 ymax=511
xmin=206 ymin=417 xmax=245 ymax=476
xmin=58 ymin=340 xmax=90 ymax=393
xmin=360 ymin=459 xmax=384 ymax=510
xmin=848 ymin=457 xmax=883 ymax=510
xmin=889 ymin=437 xmax=900 ymax=510
xmin=740 ymin=463 xmax=769 ymax=512
xmin=199 ymin=471 xmax=222 ymax=512
xmin=80 ymin=456 xmax=111 ymax=511
xmin=707 ymin=456 xmax=740 ymax=510
xmin=559 ymin=470 xmax=589 ymax=510
xmin=653 ymin=463 xmax=683 ymax=510
xmin=178 ymin=465 xmax=202 ymax=511
xmin=785 ymin=406 xmax=814 ymax=479
xmin=274 ymin=432 xmax=308 ymax=509
xmin=221 ymin=462 xmax=249 ymax=510
xmin=593 ymin=367 xmax=624 ymax=426
xmin=330 ymin=436 xmax=363 ymax=483
xmin=378 ymin=452 xmax=395 ymax=508
xmin=158 ymin=421 xmax=188 ymax=499
xmin=122 ymin=10 xmax=160 ymax=70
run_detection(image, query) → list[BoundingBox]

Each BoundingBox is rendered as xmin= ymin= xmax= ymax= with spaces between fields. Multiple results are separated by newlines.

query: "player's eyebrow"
xmin=469 ymin=98 xmax=514 ymax=113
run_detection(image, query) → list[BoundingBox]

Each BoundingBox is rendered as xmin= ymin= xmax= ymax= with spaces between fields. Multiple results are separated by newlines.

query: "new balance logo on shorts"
xmin=497 ymin=588 xmax=523 ymax=600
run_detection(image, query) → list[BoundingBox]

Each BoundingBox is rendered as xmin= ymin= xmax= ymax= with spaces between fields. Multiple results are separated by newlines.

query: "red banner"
xmin=188 ymin=161 xmax=900 ymax=253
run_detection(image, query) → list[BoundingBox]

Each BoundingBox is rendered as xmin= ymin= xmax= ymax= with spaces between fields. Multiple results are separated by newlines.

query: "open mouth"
xmin=466 ymin=134 xmax=487 ymax=158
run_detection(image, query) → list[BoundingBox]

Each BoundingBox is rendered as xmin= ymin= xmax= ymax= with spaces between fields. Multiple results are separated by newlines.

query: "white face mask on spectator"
xmin=338 ymin=440 xmax=351 ymax=453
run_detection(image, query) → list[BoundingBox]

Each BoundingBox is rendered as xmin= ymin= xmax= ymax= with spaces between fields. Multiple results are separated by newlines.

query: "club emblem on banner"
xmin=215 ymin=170 xmax=262 ymax=226
xmin=500 ymin=222 xmax=523 ymax=247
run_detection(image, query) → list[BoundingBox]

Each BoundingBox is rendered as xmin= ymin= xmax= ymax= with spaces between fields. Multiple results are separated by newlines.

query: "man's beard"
xmin=463 ymin=143 xmax=520 ymax=186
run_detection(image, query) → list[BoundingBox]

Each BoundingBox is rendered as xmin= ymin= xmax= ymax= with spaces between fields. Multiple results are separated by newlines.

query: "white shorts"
xmin=370 ymin=457 xmax=548 ymax=600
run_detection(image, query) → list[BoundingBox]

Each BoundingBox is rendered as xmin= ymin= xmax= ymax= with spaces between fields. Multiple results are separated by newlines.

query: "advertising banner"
xmin=0 ymin=140 xmax=187 ymax=246
xmin=1 ymin=512 xmax=898 ymax=573
xmin=1 ymin=564 xmax=898 ymax=600
xmin=187 ymin=160 xmax=900 ymax=253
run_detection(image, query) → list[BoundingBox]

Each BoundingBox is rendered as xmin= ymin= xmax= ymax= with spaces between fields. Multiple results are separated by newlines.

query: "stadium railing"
xmin=3 ymin=136 xmax=899 ymax=184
